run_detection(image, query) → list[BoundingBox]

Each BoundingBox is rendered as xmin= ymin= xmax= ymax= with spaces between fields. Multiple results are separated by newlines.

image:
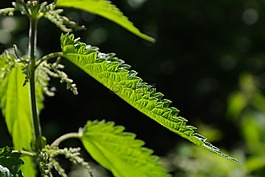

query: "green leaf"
xmin=246 ymin=155 xmax=265 ymax=173
xmin=61 ymin=33 xmax=238 ymax=162
xmin=0 ymin=147 xmax=24 ymax=177
xmin=0 ymin=63 xmax=33 ymax=150
xmin=81 ymin=120 xmax=170 ymax=177
xmin=0 ymin=53 xmax=45 ymax=177
xmin=55 ymin=0 xmax=155 ymax=42
xmin=227 ymin=92 xmax=246 ymax=119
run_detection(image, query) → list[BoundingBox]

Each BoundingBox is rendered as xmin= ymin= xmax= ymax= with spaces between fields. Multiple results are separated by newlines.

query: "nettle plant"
xmin=0 ymin=0 xmax=238 ymax=177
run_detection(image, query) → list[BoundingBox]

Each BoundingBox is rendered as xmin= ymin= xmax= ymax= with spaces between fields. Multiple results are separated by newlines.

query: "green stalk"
xmin=51 ymin=133 xmax=81 ymax=147
xmin=29 ymin=15 xmax=42 ymax=151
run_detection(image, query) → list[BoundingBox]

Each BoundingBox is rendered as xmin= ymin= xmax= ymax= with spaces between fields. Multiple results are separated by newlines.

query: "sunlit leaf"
xmin=61 ymin=33 xmax=238 ymax=162
xmin=55 ymin=0 xmax=155 ymax=42
xmin=81 ymin=120 xmax=170 ymax=177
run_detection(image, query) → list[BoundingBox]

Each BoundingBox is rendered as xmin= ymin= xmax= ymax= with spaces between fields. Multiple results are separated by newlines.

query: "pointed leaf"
xmin=61 ymin=33 xmax=238 ymax=162
xmin=81 ymin=120 xmax=170 ymax=177
xmin=55 ymin=0 xmax=155 ymax=42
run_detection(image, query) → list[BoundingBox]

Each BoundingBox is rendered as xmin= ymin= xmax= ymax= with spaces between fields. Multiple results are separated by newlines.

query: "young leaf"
xmin=61 ymin=33 xmax=238 ymax=162
xmin=55 ymin=0 xmax=155 ymax=42
xmin=0 ymin=147 xmax=24 ymax=177
xmin=80 ymin=120 xmax=170 ymax=177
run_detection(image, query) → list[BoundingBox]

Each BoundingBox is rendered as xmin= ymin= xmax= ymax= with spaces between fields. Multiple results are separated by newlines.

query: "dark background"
xmin=1 ymin=0 xmax=265 ymax=161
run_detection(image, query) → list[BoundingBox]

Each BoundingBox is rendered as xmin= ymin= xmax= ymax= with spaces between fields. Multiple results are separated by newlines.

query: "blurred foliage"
xmin=162 ymin=73 xmax=265 ymax=176
xmin=1 ymin=0 xmax=265 ymax=175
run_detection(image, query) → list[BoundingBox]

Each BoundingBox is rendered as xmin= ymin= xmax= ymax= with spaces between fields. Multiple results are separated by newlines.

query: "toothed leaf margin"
xmin=80 ymin=120 xmax=171 ymax=177
xmin=61 ymin=33 xmax=238 ymax=162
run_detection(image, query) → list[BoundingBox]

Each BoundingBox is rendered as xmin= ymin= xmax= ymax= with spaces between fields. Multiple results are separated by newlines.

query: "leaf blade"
xmin=61 ymin=33 xmax=238 ymax=162
xmin=0 ymin=65 xmax=33 ymax=150
xmin=0 ymin=53 xmax=46 ymax=177
xmin=55 ymin=0 xmax=155 ymax=42
xmin=81 ymin=120 xmax=170 ymax=177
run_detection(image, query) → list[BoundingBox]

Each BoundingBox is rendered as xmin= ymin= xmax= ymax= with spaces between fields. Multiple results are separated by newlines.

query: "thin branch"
xmin=36 ymin=52 xmax=63 ymax=68
xmin=51 ymin=132 xmax=81 ymax=147
xmin=29 ymin=15 xmax=43 ymax=151
xmin=13 ymin=150 xmax=36 ymax=157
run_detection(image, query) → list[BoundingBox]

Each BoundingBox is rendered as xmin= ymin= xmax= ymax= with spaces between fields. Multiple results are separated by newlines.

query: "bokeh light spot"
xmin=242 ymin=8 xmax=258 ymax=25
xmin=0 ymin=29 xmax=12 ymax=44
xmin=127 ymin=0 xmax=147 ymax=9
xmin=220 ymin=55 xmax=236 ymax=70
xmin=86 ymin=27 xmax=108 ymax=45
xmin=1 ymin=17 xmax=18 ymax=32
xmin=159 ymin=59 xmax=175 ymax=75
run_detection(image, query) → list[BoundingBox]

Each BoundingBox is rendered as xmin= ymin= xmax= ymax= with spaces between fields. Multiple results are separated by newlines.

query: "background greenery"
xmin=1 ymin=0 xmax=265 ymax=176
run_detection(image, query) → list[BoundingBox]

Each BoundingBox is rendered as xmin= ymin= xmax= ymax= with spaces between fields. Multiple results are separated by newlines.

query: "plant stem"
xmin=51 ymin=133 xmax=81 ymax=147
xmin=29 ymin=15 xmax=42 ymax=151
xmin=13 ymin=150 xmax=36 ymax=157
xmin=35 ymin=52 xmax=63 ymax=68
